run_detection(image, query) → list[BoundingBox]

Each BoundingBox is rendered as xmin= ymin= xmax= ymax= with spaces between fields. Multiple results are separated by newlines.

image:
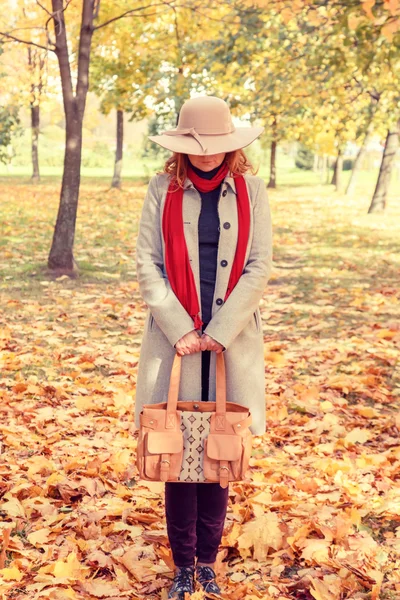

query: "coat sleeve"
xmin=135 ymin=175 xmax=196 ymax=347
xmin=204 ymin=178 xmax=273 ymax=350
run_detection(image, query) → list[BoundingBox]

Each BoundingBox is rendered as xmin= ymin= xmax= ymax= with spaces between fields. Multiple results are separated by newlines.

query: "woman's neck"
xmin=188 ymin=160 xmax=222 ymax=180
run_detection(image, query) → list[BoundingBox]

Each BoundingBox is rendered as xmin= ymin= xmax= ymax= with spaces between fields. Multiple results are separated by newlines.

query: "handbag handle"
xmin=165 ymin=352 xmax=227 ymax=428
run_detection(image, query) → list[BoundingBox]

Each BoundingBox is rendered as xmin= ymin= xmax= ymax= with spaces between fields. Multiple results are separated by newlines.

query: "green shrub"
xmin=343 ymin=158 xmax=354 ymax=171
xmin=295 ymin=144 xmax=314 ymax=170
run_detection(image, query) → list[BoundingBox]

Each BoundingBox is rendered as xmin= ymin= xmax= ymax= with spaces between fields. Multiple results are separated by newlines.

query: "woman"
xmin=134 ymin=96 xmax=273 ymax=599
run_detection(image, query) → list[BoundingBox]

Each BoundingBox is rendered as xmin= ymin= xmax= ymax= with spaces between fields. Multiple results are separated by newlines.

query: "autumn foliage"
xmin=0 ymin=180 xmax=399 ymax=598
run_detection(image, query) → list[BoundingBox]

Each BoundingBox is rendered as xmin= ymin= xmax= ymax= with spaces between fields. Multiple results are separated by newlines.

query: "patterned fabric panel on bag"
xmin=178 ymin=411 xmax=214 ymax=482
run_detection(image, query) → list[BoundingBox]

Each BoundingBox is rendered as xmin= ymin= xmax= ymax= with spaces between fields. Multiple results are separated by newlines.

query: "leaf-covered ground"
xmin=0 ymin=179 xmax=399 ymax=600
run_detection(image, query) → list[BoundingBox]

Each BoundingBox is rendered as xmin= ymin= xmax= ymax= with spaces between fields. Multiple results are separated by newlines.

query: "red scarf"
xmin=162 ymin=162 xmax=250 ymax=331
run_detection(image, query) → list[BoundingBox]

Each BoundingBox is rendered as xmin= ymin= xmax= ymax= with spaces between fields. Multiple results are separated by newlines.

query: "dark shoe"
xmin=168 ymin=566 xmax=195 ymax=599
xmin=196 ymin=565 xmax=222 ymax=597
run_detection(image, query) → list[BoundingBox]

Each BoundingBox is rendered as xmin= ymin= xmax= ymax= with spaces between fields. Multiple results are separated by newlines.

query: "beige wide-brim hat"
xmin=148 ymin=96 xmax=264 ymax=156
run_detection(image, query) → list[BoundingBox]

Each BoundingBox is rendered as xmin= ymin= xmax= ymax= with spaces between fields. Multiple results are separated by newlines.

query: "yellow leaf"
xmin=113 ymin=389 xmax=133 ymax=409
xmin=50 ymin=588 xmax=79 ymax=599
xmin=223 ymin=522 xmax=242 ymax=547
xmin=344 ymin=427 xmax=371 ymax=445
xmin=307 ymin=9 xmax=324 ymax=26
xmin=189 ymin=591 xmax=206 ymax=600
xmin=361 ymin=0 xmax=376 ymax=21
xmin=266 ymin=405 xmax=288 ymax=421
xmin=348 ymin=14 xmax=367 ymax=29
xmin=309 ymin=576 xmax=338 ymax=600
xmin=26 ymin=455 xmax=55 ymax=477
xmin=348 ymin=507 xmax=361 ymax=527
xmin=281 ymin=7 xmax=294 ymax=24
xmin=27 ymin=527 xmax=51 ymax=546
xmin=381 ymin=18 xmax=400 ymax=42
xmin=251 ymin=491 xmax=273 ymax=506
xmin=376 ymin=328 xmax=396 ymax=339
xmin=264 ymin=351 xmax=287 ymax=366
xmin=320 ymin=401 xmax=334 ymax=412
xmin=237 ymin=513 xmax=283 ymax=561
xmin=370 ymin=569 xmax=384 ymax=599
xmin=75 ymin=396 xmax=97 ymax=410
xmin=0 ymin=566 xmax=23 ymax=581
xmin=51 ymin=552 xmax=89 ymax=582
xmin=356 ymin=406 xmax=378 ymax=418
xmin=0 ymin=496 xmax=25 ymax=517
xmin=300 ymin=539 xmax=331 ymax=564
xmin=79 ymin=361 xmax=96 ymax=370
xmin=82 ymin=579 xmax=122 ymax=597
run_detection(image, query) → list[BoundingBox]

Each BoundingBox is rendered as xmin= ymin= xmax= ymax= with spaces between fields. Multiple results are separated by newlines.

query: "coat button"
xmin=220 ymin=259 xmax=228 ymax=267
xmin=222 ymin=189 xmax=227 ymax=197
xmin=216 ymin=298 xmax=223 ymax=305
xmin=223 ymin=222 xmax=231 ymax=229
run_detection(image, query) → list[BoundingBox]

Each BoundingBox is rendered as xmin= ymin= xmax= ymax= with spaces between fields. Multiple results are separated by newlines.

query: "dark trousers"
xmin=201 ymin=349 xmax=211 ymax=401
xmin=165 ymin=481 xmax=229 ymax=567
xmin=165 ymin=340 xmax=229 ymax=568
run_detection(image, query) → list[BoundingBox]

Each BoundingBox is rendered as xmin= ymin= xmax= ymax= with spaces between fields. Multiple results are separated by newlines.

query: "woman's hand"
xmin=200 ymin=334 xmax=225 ymax=354
xmin=175 ymin=330 xmax=202 ymax=356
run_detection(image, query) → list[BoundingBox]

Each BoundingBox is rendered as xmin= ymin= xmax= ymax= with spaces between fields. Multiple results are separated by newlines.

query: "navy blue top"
xmin=189 ymin=160 xmax=222 ymax=328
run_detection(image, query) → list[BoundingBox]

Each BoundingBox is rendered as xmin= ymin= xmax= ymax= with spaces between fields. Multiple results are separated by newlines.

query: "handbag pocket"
xmin=136 ymin=433 xmax=145 ymax=478
xmin=240 ymin=432 xmax=253 ymax=479
xmin=203 ymin=434 xmax=243 ymax=482
xmin=144 ymin=431 xmax=184 ymax=481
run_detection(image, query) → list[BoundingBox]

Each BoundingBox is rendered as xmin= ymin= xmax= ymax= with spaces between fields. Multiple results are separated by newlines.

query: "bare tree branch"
xmin=0 ymin=32 xmax=54 ymax=52
xmin=93 ymin=0 xmax=100 ymax=20
xmin=93 ymin=2 xmax=172 ymax=30
xmin=35 ymin=0 xmax=53 ymax=17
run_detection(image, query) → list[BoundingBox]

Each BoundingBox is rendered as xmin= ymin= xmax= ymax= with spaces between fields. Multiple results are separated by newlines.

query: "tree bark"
xmin=30 ymin=103 xmax=40 ymax=183
xmin=111 ymin=109 xmax=123 ymax=189
xmin=27 ymin=46 xmax=45 ymax=184
xmin=267 ymin=116 xmax=277 ymax=188
xmin=267 ymin=139 xmax=277 ymax=188
xmin=320 ymin=154 xmax=327 ymax=183
xmin=345 ymin=127 xmax=372 ymax=196
xmin=368 ymin=119 xmax=400 ymax=213
xmin=331 ymin=147 xmax=343 ymax=191
xmin=346 ymin=98 xmax=379 ymax=196
xmin=326 ymin=156 xmax=332 ymax=184
xmin=48 ymin=0 xmax=95 ymax=273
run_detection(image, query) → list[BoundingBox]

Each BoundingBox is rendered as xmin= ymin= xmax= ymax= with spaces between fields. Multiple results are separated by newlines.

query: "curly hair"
xmin=159 ymin=149 xmax=258 ymax=189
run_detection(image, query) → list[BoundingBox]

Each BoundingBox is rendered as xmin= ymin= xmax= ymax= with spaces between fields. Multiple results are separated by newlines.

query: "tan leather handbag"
xmin=136 ymin=352 xmax=253 ymax=488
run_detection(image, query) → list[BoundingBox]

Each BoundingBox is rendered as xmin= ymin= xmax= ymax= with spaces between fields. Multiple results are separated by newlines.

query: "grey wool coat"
xmin=134 ymin=171 xmax=273 ymax=436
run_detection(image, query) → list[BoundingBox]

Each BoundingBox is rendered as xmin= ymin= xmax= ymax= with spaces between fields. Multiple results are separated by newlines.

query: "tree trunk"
xmin=30 ymin=103 xmax=40 ymax=183
xmin=368 ymin=119 xmax=400 ymax=213
xmin=320 ymin=154 xmax=327 ymax=183
xmin=346 ymin=109 xmax=377 ymax=196
xmin=48 ymin=111 xmax=83 ymax=272
xmin=111 ymin=109 xmax=123 ymax=189
xmin=326 ymin=156 xmax=331 ymax=184
xmin=268 ymin=139 xmax=277 ymax=188
xmin=331 ymin=147 xmax=343 ymax=191
xmin=346 ymin=129 xmax=372 ymax=196
xmin=48 ymin=0 xmax=95 ymax=273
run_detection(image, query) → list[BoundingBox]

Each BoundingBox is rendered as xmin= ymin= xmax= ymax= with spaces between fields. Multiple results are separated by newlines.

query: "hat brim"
xmin=148 ymin=126 xmax=264 ymax=156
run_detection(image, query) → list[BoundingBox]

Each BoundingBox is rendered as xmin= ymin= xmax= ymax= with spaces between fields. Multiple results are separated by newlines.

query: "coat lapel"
xmin=160 ymin=175 xmax=253 ymax=325
xmin=181 ymin=183 xmax=202 ymax=314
